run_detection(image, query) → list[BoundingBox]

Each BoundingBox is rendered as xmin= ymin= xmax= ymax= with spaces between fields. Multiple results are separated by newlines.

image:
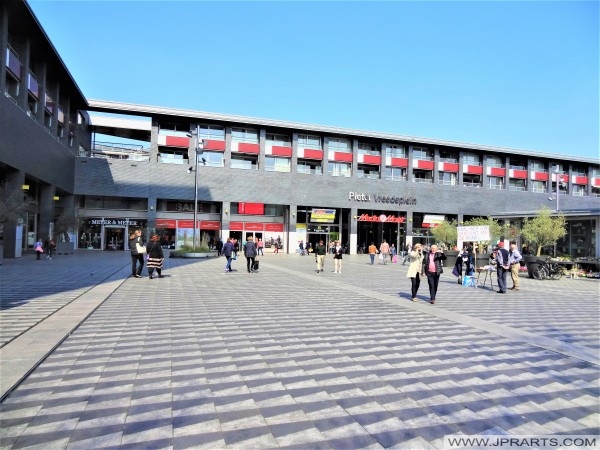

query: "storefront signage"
xmin=348 ymin=192 xmax=417 ymax=206
xmin=265 ymin=223 xmax=284 ymax=232
xmin=87 ymin=218 xmax=143 ymax=226
xmin=357 ymin=214 xmax=406 ymax=224
xmin=310 ymin=208 xmax=336 ymax=223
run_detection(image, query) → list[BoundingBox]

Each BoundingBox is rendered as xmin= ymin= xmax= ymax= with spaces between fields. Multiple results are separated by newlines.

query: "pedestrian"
xmin=315 ymin=239 xmax=327 ymax=273
xmin=34 ymin=238 xmax=44 ymax=260
xmin=44 ymin=237 xmax=56 ymax=260
xmin=453 ymin=246 xmax=474 ymax=284
xmin=333 ymin=240 xmax=343 ymax=273
xmin=299 ymin=240 xmax=305 ymax=256
xmin=146 ymin=234 xmax=164 ymax=279
xmin=257 ymin=238 xmax=264 ymax=256
xmin=379 ymin=240 xmax=390 ymax=265
xmin=495 ymin=242 xmax=510 ymax=294
xmin=406 ymin=243 xmax=424 ymax=302
xmin=422 ymin=244 xmax=447 ymax=304
xmin=402 ymin=243 xmax=411 ymax=265
xmin=273 ymin=239 xmax=279 ymax=254
xmin=508 ymin=242 xmax=523 ymax=290
xmin=368 ymin=242 xmax=377 ymax=265
xmin=390 ymin=243 xmax=397 ymax=263
xmin=243 ymin=236 xmax=258 ymax=273
xmin=222 ymin=237 xmax=234 ymax=273
xmin=129 ymin=229 xmax=145 ymax=278
xmin=217 ymin=239 xmax=223 ymax=256
xmin=306 ymin=242 xmax=312 ymax=255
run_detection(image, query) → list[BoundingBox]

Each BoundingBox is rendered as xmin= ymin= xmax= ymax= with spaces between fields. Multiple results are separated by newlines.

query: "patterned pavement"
xmin=0 ymin=250 xmax=598 ymax=449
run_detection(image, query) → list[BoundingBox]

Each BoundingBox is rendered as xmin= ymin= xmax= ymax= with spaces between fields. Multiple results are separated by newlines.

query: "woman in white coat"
xmin=406 ymin=243 xmax=424 ymax=301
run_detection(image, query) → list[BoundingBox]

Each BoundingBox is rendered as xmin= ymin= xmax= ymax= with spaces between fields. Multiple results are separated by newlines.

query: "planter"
xmin=443 ymin=251 xmax=459 ymax=267
xmin=172 ymin=250 xmax=218 ymax=259
xmin=57 ymin=241 xmax=74 ymax=255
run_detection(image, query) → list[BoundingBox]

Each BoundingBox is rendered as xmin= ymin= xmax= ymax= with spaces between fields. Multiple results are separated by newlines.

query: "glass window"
xmin=297 ymin=159 xmax=322 ymax=175
xmin=231 ymin=154 xmax=258 ymax=170
xmin=571 ymin=184 xmax=587 ymax=196
xmin=327 ymin=162 xmax=351 ymax=177
xmin=463 ymin=152 xmax=480 ymax=165
xmin=439 ymin=151 xmax=458 ymax=163
xmin=357 ymin=165 xmax=380 ymax=179
xmin=199 ymin=124 xmax=225 ymax=140
xmin=439 ymin=172 xmax=457 ymax=185
xmin=298 ymin=134 xmax=321 ymax=149
xmin=488 ymin=176 xmax=504 ymax=189
xmin=530 ymin=160 xmax=546 ymax=172
xmin=413 ymin=169 xmax=433 ymax=183
xmin=384 ymin=167 xmax=406 ymax=181
xmin=412 ymin=146 xmax=432 ymax=160
xmin=357 ymin=143 xmax=378 ymax=155
xmin=462 ymin=174 xmax=481 ymax=187
xmin=487 ymin=156 xmax=503 ymax=168
xmin=231 ymin=127 xmax=258 ymax=143
xmin=508 ymin=179 xmax=527 ymax=191
xmin=202 ymin=151 xmax=224 ymax=167
xmin=266 ymin=133 xmax=291 ymax=145
xmin=531 ymin=180 xmax=546 ymax=193
xmin=328 ymin=137 xmax=351 ymax=152
xmin=384 ymin=144 xmax=406 ymax=158
xmin=265 ymin=156 xmax=291 ymax=173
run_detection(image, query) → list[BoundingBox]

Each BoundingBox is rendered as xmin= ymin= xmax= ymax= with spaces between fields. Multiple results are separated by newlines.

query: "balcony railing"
xmin=385 ymin=175 xmax=407 ymax=181
xmin=508 ymin=185 xmax=527 ymax=191
xmin=414 ymin=178 xmax=433 ymax=183
xmin=462 ymin=182 xmax=481 ymax=188
xmin=532 ymin=187 xmax=547 ymax=193
xmin=438 ymin=179 xmax=458 ymax=185
xmin=489 ymin=184 xmax=504 ymax=190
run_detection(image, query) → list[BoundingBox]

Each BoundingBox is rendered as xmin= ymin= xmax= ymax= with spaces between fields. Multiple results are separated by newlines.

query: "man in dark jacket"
xmin=422 ymin=244 xmax=447 ymax=304
xmin=222 ymin=238 xmax=235 ymax=273
xmin=243 ymin=236 xmax=258 ymax=273
xmin=315 ymin=240 xmax=327 ymax=273
xmin=495 ymin=242 xmax=510 ymax=294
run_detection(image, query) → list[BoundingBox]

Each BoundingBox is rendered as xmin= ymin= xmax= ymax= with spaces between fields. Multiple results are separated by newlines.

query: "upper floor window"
xmin=231 ymin=127 xmax=258 ymax=143
xmin=297 ymin=159 xmax=322 ymax=175
xmin=199 ymin=124 xmax=225 ymax=140
xmin=159 ymin=122 xmax=188 ymax=134
xmin=488 ymin=176 xmax=504 ymax=189
xmin=202 ymin=151 xmax=224 ymax=168
xmin=590 ymin=167 xmax=600 ymax=177
xmin=298 ymin=134 xmax=321 ymax=149
xmin=413 ymin=169 xmax=433 ymax=183
xmin=357 ymin=165 xmax=380 ymax=179
xmin=265 ymin=156 xmax=291 ymax=173
xmin=509 ymin=158 xmax=526 ymax=170
xmin=357 ymin=142 xmax=379 ymax=156
xmin=77 ymin=112 xmax=86 ymax=126
xmin=571 ymin=184 xmax=586 ymax=197
xmin=384 ymin=144 xmax=406 ymax=159
xmin=328 ymin=137 xmax=351 ymax=153
xmin=231 ymin=153 xmax=258 ymax=170
xmin=327 ymin=162 xmax=351 ymax=177
xmin=550 ymin=163 xmax=566 ymax=174
xmin=571 ymin=165 xmax=587 ymax=176
xmin=531 ymin=180 xmax=546 ymax=194
xmin=439 ymin=150 xmax=458 ymax=163
xmin=508 ymin=179 xmax=527 ymax=191
xmin=384 ymin=167 xmax=406 ymax=181
xmin=462 ymin=174 xmax=481 ymax=187
xmin=487 ymin=156 xmax=504 ymax=168
xmin=266 ymin=133 xmax=291 ymax=145
xmin=530 ymin=160 xmax=546 ymax=172
xmin=412 ymin=146 xmax=432 ymax=160
xmin=463 ymin=152 xmax=480 ymax=165
xmin=439 ymin=172 xmax=457 ymax=185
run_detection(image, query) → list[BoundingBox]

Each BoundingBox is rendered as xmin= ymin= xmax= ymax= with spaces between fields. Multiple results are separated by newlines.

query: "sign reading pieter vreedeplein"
xmin=457 ymin=225 xmax=490 ymax=242
xmin=348 ymin=192 xmax=417 ymax=206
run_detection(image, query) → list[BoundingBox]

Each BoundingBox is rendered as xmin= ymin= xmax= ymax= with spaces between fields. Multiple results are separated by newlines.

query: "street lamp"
xmin=186 ymin=128 xmax=206 ymax=249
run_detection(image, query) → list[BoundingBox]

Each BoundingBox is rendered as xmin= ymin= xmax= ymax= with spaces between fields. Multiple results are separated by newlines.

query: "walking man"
xmin=495 ymin=242 xmax=510 ymax=294
xmin=422 ymin=244 xmax=447 ymax=304
xmin=508 ymin=242 xmax=522 ymax=290
xmin=315 ymin=240 xmax=327 ymax=272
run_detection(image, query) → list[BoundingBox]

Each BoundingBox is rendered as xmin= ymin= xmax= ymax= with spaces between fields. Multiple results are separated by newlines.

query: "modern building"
xmin=2 ymin=0 xmax=599 ymax=260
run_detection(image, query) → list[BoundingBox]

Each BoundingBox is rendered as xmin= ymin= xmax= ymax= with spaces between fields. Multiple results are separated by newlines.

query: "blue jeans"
xmin=370 ymin=254 xmax=375 ymax=264
xmin=225 ymin=256 xmax=232 ymax=271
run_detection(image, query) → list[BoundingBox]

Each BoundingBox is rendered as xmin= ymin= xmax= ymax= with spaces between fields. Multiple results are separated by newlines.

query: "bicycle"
xmin=531 ymin=258 xmax=565 ymax=280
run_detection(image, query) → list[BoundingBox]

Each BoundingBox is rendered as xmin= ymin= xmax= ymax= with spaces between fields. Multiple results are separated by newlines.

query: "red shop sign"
xmin=357 ymin=214 xmax=406 ymax=223
xmin=156 ymin=219 xmax=176 ymax=228
xmin=200 ymin=221 xmax=221 ymax=230
xmin=245 ymin=222 xmax=264 ymax=231
xmin=229 ymin=222 xmax=244 ymax=231
xmin=265 ymin=223 xmax=284 ymax=232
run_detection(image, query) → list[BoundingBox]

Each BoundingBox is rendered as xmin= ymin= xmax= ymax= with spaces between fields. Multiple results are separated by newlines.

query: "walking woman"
xmin=333 ymin=240 xmax=343 ymax=273
xmin=406 ymin=243 xmax=424 ymax=302
xmin=146 ymin=234 xmax=164 ymax=279
xmin=129 ymin=229 xmax=145 ymax=278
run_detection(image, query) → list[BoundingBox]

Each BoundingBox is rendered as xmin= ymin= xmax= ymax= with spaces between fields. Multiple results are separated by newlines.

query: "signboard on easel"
xmin=457 ymin=225 xmax=490 ymax=267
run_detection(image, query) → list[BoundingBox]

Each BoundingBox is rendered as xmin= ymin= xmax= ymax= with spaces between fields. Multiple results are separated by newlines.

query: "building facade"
xmin=2 ymin=0 xmax=600 ymax=259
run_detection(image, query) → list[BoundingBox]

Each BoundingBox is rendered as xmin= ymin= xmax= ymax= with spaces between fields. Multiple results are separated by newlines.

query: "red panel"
xmin=594 ymin=178 xmax=600 ymax=187
xmin=573 ymin=176 xmax=588 ymax=185
xmin=558 ymin=174 xmax=569 ymax=183
xmin=156 ymin=219 xmax=176 ymax=228
xmin=465 ymin=165 xmax=483 ymax=175
xmin=332 ymin=152 xmax=353 ymax=162
xmin=442 ymin=162 xmax=459 ymax=172
xmin=512 ymin=169 xmax=528 ymax=179
xmin=265 ymin=223 xmax=284 ymax=232
xmin=230 ymin=222 xmax=244 ymax=231
xmin=362 ymin=155 xmax=381 ymax=165
xmin=165 ymin=136 xmax=190 ymax=148
xmin=239 ymin=203 xmax=265 ymax=215
xmin=245 ymin=222 xmax=264 ymax=231
xmin=416 ymin=159 xmax=434 ymax=170
xmin=490 ymin=167 xmax=506 ymax=177
xmin=390 ymin=157 xmax=408 ymax=168
xmin=531 ymin=172 xmax=548 ymax=181
xmin=200 ymin=221 xmax=220 ymax=230
xmin=238 ymin=142 xmax=260 ymax=154
xmin=177 ymin=220 xmax=195 ymax=228
xmin=271 ymin=145 xmax=293 ymax=157
xmin=204 ymin=139 xmax=225 ymax=151
xmin=303 ymin=149 xmax=323 ymax=160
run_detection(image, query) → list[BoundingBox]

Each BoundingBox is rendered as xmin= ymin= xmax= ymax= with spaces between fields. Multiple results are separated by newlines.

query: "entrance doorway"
xmin=307 ymin=232 xmax=331 ymax=253
xmin=105 ymin=226 xmax=125 ymax=250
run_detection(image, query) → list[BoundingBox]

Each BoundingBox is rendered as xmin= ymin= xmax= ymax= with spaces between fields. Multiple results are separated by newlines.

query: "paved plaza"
xmin=0 ymin=250 xmax=599 ymax=449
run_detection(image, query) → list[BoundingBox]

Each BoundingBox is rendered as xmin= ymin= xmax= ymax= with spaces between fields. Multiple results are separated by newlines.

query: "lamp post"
xmin=186 ymin=127 xmax=206 ymax=249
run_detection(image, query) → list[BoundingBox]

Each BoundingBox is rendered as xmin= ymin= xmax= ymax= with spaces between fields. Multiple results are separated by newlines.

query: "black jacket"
xmin=422 ymin=251 xmax=447 ymax=275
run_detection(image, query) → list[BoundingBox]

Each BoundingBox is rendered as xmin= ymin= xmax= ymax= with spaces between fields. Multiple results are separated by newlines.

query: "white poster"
xmin=457 ymin=225 xmax=490 ymax=242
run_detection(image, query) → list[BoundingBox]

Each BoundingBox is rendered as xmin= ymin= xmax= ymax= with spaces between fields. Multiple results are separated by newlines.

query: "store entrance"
xmin=105 ymin=226 xmax=125 ymax=250
xmin=307 ymin=232 xmax=331 ymax=253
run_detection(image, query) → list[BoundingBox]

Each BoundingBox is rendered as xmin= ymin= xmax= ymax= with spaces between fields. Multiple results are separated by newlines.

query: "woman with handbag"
xmin=129 ymin=229 xmax=145 ymax=278
xmin=146 ymin=234 xmax=164 ymax=279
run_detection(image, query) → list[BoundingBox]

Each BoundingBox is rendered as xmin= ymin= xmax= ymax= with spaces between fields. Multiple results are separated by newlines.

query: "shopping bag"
xmin=379 ymin=253 xmax=383 ymax=261
xmin=462 ymin=275 xmax=476 ymax=287
xmin=392 ymin=255 xmax=398 ymax=263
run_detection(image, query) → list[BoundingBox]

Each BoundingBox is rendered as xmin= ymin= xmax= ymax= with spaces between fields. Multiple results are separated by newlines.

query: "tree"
xmin=521 ymin=206 xmax=567 ymax=256
xmin=0 ymin=181 xmax=25 ymax=226
xmin=430 ymin=220 xmax=457 ymax=249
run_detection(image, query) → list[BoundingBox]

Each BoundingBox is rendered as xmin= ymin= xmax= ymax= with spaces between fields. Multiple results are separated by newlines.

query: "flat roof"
xmin=87 ymin=99 xmax=599 ymax=165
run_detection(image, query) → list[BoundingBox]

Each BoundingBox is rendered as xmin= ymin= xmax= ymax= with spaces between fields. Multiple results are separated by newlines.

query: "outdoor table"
xmin=476 ymin=266 xmax=495 ymax=290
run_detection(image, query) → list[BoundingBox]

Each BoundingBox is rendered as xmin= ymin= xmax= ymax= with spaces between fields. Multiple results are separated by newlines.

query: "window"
xmin=439 ymin=172 xmax=457 ymax=185
xmin=463 ymin=152 xmax=480 ymax=165
xmin=439 ymin=151 xmax=458 ymax=163
xmin=357 ymin=142 xmax=378 ymax=155
xmin=357 ymin=165 xmax=380 ymax=179
xmin=530 ymin=160 xmax=546 ymax=172
xmin=572 ymin=185 xmax=587 ymax=197
xmin=571 ymin=165 xmax=587 ymax=176
xmin=78 ymin=145 xmax=88 ymax=157
xmin=202 ymin=151 xmax=224 ymax=168
xmin=328 ymin=137 xmax=351 ymax=152
xmin=297 ymin=159 xmax=322 ymax=175
xmin=531 ymin=181 xmax=546 ymax=193
xmin=298 ymin=134 xmax=321 ymax=149
xmin=488 ymin=176 xmax=504 ymax=189
xmin=384 ymin=167 xmax=406 ymax=181
xmin=591 ymin=167 xmax=600 ymax=178
xmin=487 ymin=156 xmax=503 ymax=168
xmin=266 ymin=133 xmax=291 ymax=145
xmin=159 ymin=152 xmax=185 ymax=164
xmin=78 ymin=112 xmax=86 ymax=126
xmin=384 ymin=144 xmax=406 ymax=159
xmin=231 ymin=127 xmax=258 ymax=143
xmin=592 ymin=186 xmax=600 ymax=198
xmin=327 ymin=162 xmax=351 ymax=177
xmin=462 ymin=174 xmax=481 ymax=187
xmin=413 ymin=169 xmax=433 ymax=183
xmin=159 ymin=122 xmax=188 ymax=135
xmin=44 ymin=110 xmax=52 ymax=128
xmin=231 ymin=153 xmax=258 ymax=170
xmin=265 ymin=156 xmax=291 ymax=173
xmin=508 ymin=179 xmax=526 ymax=191
xmin=509 ymin=158 xmax=526 ymax=170
xmin=57 ymin=123 xmax=64 ymax=139
xmin=199 ymin=124 xmax=225 ymax=140
xmin=412 ymin=146 xmax=432 ymax=160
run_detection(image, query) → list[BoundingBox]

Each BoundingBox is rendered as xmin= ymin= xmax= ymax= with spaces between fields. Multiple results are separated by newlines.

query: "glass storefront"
xmin=79 ymin=218 xmax=147 ymax=250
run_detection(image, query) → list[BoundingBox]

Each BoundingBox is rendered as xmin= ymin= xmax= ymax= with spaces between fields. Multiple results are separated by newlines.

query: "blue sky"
xmin=29 ymin=1 xmax=599 ymax=159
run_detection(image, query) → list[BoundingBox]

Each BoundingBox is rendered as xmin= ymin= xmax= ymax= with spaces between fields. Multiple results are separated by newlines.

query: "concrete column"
xmin=3 ymin=170 xmax=26 ymax=258
xmin=407 ymin=146 xmax=414 ymax=183
xmin=38 ymin=183 xmax=55 ymax=241
xmin=0 ymin=4 xmax=7 ymax=89
xmin=504 ymin=156 xmax=510 ymax=190
xmin=291 ymin=133 xmax=298 ymax=174
xmin=352 ymin=139 xmax=359 ymax=178
xmin=458 ymin=151 xmax=464 ymax=187
xmin=349 ymin=207 xmax=358 ymax=255
xmin=259 ymin=129 xmax=266 ymax=172
xmin=323 ymin=137 xmax=330 ymax=177
xmin=221 ymin=201 xmax=231 ymax=239
xmin=433 ymin=148 xmax=440 ymax=185
xmin=225 ymin=127 xmax=232 ymax=169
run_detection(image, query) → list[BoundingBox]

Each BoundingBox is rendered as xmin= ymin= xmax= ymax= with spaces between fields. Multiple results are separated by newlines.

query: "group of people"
xmin=129 ymin=229 xmax=164 ymax=279
xmin=405 ymin=243 xmax=447 ymax=304
xmin=34 ymin=237 xmax=56 ymax=260
xmin=311 ymin=239 xmax=344 ymax=273
xmin=366 ymin=240 xmax=398 ymax=265
xmin=221 ymin=236 xmax=260 ymax=273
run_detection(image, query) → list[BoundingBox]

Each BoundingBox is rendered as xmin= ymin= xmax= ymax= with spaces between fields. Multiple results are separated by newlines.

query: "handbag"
xmin=35 ymin=245 xmax=43 ymax=252
xmin=379 ymin=253 xmax=383 ymax=260
xmin=136 ymin=243 xmax=147 ymax=254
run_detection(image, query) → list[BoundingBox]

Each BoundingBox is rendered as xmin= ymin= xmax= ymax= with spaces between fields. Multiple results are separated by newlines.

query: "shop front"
xmin=79 ymin=218 xmax=147 ymax=250
xmin=355 ymin=211 xmax=406 ymax=253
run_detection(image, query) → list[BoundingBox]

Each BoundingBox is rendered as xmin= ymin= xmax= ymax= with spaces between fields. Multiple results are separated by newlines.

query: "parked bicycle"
xmin=531 ymin=258 xmax=565 ymax=280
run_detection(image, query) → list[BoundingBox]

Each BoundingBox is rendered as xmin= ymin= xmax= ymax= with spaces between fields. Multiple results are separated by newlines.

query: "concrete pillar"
xmin=2 ymin=170 xmax=26 ymax=258
xmin=38 ymin=183 xmax=55 ymax=240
